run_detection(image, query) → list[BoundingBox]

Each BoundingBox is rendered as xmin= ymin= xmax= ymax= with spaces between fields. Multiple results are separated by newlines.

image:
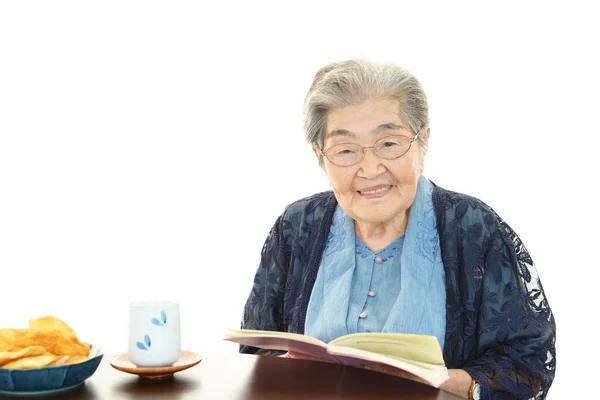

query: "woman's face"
xmin=316 ymin=98 xmax=427 ymax=226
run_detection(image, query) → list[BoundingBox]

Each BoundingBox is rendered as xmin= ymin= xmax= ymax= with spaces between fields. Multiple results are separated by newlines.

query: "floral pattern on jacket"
xmin=241 ymin=185 xmax=556 ymax=400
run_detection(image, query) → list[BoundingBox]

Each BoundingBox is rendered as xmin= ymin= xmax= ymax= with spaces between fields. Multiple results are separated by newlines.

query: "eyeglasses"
xmin=319 ymin=134 xmax=420 ymax=167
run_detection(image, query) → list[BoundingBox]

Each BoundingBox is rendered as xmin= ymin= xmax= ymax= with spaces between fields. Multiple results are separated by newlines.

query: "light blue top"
xmin=305 ymin=175 xmax=447 ymax=349
xmin=347 ymin=236 xmax=405 ymax=334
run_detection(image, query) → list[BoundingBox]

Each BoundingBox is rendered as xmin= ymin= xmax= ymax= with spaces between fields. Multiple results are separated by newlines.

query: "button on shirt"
xmin=346 ymin=236 xmax=404 ymax=334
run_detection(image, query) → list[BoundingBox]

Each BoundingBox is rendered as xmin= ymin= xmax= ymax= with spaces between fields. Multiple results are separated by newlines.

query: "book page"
xmin=225 ymin=329 xmax=326 ymax=346
xmin=224 ymin=329 xmax=336 ymax=361
xmin=328 ymin=332 xmax=444 ymax=365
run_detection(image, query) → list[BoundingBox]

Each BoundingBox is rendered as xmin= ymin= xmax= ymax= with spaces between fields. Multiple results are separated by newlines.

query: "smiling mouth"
xmin=358 ymin=185 xmax=393 ymax=198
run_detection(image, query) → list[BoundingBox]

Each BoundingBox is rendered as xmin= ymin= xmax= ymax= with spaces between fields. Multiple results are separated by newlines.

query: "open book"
xmin=224 ymin=328 xmax=449 ymax=388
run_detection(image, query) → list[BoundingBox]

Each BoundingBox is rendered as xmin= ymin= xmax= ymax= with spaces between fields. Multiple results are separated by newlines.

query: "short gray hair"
xmin=303 ymin=59 xmax=429 ymax=165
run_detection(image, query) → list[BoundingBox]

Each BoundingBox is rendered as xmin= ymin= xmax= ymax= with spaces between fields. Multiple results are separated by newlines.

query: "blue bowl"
xmin=0 ymin=344 xmax=103 ymax=395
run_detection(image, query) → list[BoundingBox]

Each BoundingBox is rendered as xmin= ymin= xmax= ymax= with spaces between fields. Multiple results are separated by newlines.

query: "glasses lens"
xmin=375 ymin=136 xmax=412 ymax=159
xmin=325 ymin=143 xmax=362 ymax=166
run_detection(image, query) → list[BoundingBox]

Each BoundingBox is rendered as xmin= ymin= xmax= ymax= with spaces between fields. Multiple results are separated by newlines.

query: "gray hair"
xmin=303 ymin=59 xmax=429 ymax=166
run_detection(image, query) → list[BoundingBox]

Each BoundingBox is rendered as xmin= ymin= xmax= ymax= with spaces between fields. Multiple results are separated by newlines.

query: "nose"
xmin=357 ymin=147 xmax=386 ymax=179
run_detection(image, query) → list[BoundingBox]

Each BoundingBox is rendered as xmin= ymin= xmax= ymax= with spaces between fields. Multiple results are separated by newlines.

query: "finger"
xmin=287 ymin=351 xmax=333 ymax=363
xmin=287 ymin=351 xmax=315 ymax=360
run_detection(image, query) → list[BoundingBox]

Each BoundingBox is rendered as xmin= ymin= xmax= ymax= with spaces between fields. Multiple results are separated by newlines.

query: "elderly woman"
xmin=240 ymin=59 xmax=555 ymax=400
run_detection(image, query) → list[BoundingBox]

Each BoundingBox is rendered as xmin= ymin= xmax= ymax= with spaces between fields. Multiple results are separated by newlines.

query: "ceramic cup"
xmin=128 ymin=301 xmax=181 ymax=367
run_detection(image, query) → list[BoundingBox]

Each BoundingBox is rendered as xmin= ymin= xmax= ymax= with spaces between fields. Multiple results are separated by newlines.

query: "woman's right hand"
xmin=277 ymin=351 xmax=334 ymax=363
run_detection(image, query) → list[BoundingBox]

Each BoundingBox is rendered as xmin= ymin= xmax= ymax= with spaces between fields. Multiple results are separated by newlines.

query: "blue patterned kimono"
xmin=240 ymin=183 xmax=556 ymax=400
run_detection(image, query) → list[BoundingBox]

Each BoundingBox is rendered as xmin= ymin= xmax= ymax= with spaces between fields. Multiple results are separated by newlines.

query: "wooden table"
xmin=0 ymin=353 xmax=462 ymax=399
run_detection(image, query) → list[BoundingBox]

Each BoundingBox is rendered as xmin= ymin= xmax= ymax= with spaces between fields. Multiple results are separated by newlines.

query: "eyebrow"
xmin=325 ymin=129 xmax=355 ymax=139
xmin=374 ymin=122 xmax=405 ymax=133
xmin=325 ymin=122 xmax=405 ymax=139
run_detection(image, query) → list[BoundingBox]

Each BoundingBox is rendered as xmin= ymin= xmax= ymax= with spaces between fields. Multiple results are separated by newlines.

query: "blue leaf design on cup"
xmin=151 ymin=311 xmax=167 ymax=326
xmin=136 ymin=341 xmax=148 ymax=351
xmin=144 ymin=335 xmax=151 ymax=348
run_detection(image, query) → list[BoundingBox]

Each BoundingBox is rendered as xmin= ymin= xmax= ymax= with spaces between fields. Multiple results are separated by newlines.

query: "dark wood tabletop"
xmin=0 ymin=353 xmax=463 ymax=399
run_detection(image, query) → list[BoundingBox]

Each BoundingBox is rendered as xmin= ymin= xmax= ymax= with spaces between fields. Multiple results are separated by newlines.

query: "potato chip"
xmin=29 ymin=317 xmax=89 ymax=357
xmin=1 ymin=354 xmax=59 ymax=369
xmin=29 ymin=317 xmax=79 ymax=341
xmin=62 ymin=355 xmax=88 ymax=365
xmin=0 ymin=345 xmax=47 ymax=367
xmin=53 ymin=335 xmax=89 ymax=357
xmin=47 ymin=355 xmax=70 ymax=366
xmin=0 ymin=316 xmax=91 ymax=369
xmin=0 ymin=329 xmax=57 ymax=354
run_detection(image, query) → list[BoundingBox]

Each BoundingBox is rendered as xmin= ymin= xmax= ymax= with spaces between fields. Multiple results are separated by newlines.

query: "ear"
xmin=419 ymin=128 xmax=430 ymax=174
xmin=312 ymin=145 xmax=322 ymax=160
xmin=422 ymin=127 xmax=430 ymax=143
xmin=313 ymin=145 xmax=329 ymax=171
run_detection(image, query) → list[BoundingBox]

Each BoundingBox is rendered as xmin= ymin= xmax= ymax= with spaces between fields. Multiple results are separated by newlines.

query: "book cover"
xmin=224 ymin=329 xmax=449 ymax=387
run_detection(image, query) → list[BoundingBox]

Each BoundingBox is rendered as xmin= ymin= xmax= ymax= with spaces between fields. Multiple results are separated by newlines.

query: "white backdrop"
xmin=1 ymin=1 xmax=598 ymax=398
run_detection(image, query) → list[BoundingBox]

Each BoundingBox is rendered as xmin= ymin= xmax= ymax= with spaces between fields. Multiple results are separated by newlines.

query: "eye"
xmin=337 ymin=148 xmax=356 ymax=155
xmin=382 ymin=141 xmax=399 ymax=148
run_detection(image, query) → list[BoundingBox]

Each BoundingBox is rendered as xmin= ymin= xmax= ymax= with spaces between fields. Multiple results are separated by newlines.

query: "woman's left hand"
xmin=363 ymin=365 xmax=471 ymax=399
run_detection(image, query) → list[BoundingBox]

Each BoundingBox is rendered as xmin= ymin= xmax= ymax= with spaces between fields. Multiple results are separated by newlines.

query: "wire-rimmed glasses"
xmin=319 ymin=134 xmax=420 ymax=167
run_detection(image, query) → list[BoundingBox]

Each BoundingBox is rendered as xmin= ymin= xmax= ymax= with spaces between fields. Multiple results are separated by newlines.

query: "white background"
xmin=1 ymin=1 xmax=598 ymax=398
